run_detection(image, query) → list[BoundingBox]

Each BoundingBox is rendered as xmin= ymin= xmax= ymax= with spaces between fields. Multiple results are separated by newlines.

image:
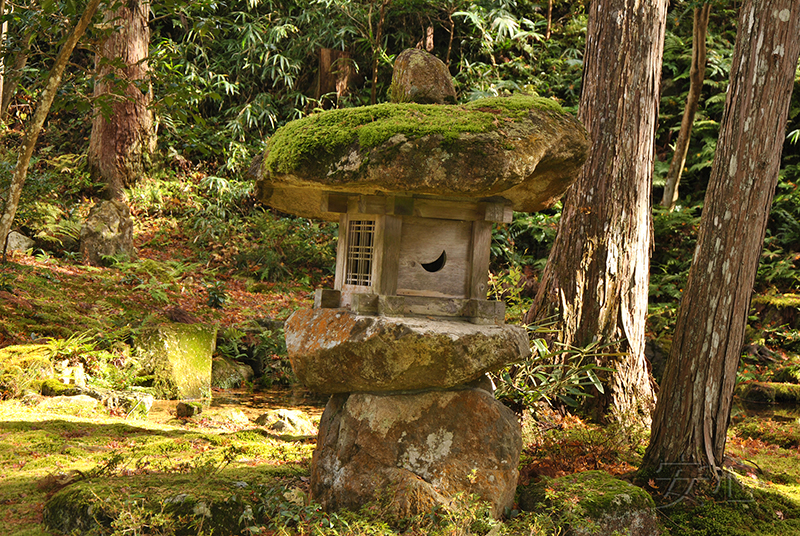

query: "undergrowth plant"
xmin=493 ymin=324 xmax=612 ymax=416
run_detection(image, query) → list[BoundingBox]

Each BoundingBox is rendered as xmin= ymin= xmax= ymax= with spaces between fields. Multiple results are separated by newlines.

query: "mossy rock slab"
xmin=0 ymin=344 xmax=54 ymax=397
xmin=285 ymin=308 xmax=530 ymax=393
xmin=255 ymin=95 xmax=589 ymax=219
xmin=137 ymin=324 xmax=217 ymax=399
xmin=518 ymin=470 xmax=661 ymax=536
xmin=772 ymin=365 xmax=800 ymax=384
xmin=737 ymin=381 xmax=800 ymax=404
xmin=211 ymin=356 xmax=254 ymax=389
xmin=43 ymin=471 xmax=276 ymax=535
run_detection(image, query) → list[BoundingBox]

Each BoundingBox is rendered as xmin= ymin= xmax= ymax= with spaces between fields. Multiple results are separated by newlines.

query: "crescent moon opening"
xmin=421 ymin=250 xmax=447 ymax=273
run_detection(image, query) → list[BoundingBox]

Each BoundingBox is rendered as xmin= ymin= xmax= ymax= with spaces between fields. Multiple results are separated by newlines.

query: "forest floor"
xmin=0 ymin=177 xmax=799 ymax=534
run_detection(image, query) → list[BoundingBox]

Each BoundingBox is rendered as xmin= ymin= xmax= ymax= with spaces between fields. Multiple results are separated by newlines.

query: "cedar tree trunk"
xmin=660 ymin=4 xmax=712 ymax=210
xmin=641 ymin=0 xmax=800 ymax=491
xmin=524 ymin=0 xmax=668 ymax=424
xmin=88 ymin=0 xmax=155 ymax=200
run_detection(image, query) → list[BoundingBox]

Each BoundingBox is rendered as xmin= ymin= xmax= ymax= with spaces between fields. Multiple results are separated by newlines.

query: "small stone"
xmin=5 ymin=230 xmax=35 ymax=252
xmin=176 ymin=401 xmax=203 ymax=418
xmin=255 ymin=408 xmax=317 ymax=436
xmin=389 ymin=48 xmax=456 ymax=104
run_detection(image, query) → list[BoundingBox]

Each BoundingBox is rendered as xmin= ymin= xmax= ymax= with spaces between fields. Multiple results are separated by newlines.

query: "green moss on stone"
xmin=40 ymin=378 xmax=75 ymax=396
xmin=737 ymin=381 xmax=800 ymax=404
xmin=263 ymin=95 xmax=565 ymax=175
xmin=519 ymin=470 xmax=658 ymax=535
xmin=773 ymin=365 xmax=800 ymax=384
xmin=138 ymin=324 xmax=217 ymax=400
xmin=751 ymin=292 xmax=800 ymax=309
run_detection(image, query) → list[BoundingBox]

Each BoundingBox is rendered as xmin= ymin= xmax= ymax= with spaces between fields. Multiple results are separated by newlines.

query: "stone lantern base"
xmin=311 ymin=388 xmax=521 ymax=517
xmin=284 ymin=308 xmax=526 ymax=517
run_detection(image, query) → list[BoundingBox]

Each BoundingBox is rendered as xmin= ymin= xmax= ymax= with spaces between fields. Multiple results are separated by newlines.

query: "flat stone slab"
xmin=255 ymin=95 xmax=589 ymax=219
xmin=284 ymin=308 xmax=531 ymax=393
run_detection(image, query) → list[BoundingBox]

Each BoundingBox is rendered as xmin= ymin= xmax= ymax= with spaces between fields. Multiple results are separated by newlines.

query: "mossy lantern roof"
xmin=254 ymin=95 xmax=589 ymax=220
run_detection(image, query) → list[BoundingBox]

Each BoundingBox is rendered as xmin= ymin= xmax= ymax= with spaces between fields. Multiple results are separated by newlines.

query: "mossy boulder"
xmin=211 ymin=356 xmax=254 ymax=389
xmin=388 ymin=48 xmax=456 ymax=104
xmin=80 ymin=199 xmax=137 ymax=266
xmin=0 ymin=344 xmax=54 ymax=398
xmin=43 ymin=474 xmax=257 ymax=535
xmin=285 ymin=308 xmax=530 ymax=393
xmin=137 ymin=323 xmax=217 ymax=399
xmin=737 ymin=381 xmax=800 ymax=404
xmin=254 ymin=95 xmax=589 ymax=219
xmin=518 ymin=470 xmax=661 ymax=536
xmin=772 ymin=364 xmax=800 ymax=384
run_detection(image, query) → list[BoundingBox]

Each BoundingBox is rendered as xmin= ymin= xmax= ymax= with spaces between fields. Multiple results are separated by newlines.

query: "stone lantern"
xmin=316 ymin=191 xmax=509 ymax=324
xmin=254 ymin=49 xmax=589 ymax=518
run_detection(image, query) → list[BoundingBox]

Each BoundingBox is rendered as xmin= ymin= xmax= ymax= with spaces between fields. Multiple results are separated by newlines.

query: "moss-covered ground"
xmin=5 ymin=398 xmax=800 ymax=535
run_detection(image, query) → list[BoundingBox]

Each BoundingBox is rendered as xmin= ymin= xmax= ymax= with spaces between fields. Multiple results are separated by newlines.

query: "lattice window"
xmin=345 ymin=220 xmax=375 ymax=286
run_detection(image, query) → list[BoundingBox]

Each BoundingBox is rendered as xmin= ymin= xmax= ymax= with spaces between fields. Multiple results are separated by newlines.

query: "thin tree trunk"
xmin=545 ymin=0 xmax=552 ymax=40
xmin=369 ymin=0 xmax=390 ymax=105
xmin=0 ymin=0 xmax=102 ymax=260
xmin=660 ymin=4 xmax=712 ymax=210
xmin=524 ymin=0 xmax=668 ymax=425
xmin=1 ymin=40 xmax=29 ymax=122
xmin=641 ymin=0 xmax=800 ymax=491
xmin=0 ymin=0 xmax=6 ymax=118
xmin=88 ymin=0 xmax=154 ymax=201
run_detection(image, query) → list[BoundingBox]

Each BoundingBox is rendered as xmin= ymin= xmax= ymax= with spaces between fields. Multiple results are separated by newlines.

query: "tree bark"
xmin=641 ymin=0 xmax=800 ymax=489
xmin=369 ymin=0 xmax=390 ymax=105
xmin=524 ymin=0 xmax=668 ymax=424
xmin=1 ymin=0 xmax=103 ymax=260
xmin=660 ymin=4 xmax=712 ymax=210
xmin=0 ymin=37 xmax=30 ymax=122
xmin=0 ymin=0 xmax=7 ymax=117
xmin=88 ymin=0 xmax=155 ymax=201
xmin=317 ymin=48 xmax=355 ymax=107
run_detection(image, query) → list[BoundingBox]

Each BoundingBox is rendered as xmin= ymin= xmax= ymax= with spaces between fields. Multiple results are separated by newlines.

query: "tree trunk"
xmin=369 ymin=0 xmax=390 ymax=105
xmin=660 ymin=4 xmax=712 ymax=210
xmin=1 ymin=44 xmax=28 ymax=121
xmin=545 ymin=0 xmax=553 ymax=40
xmin=317 ymin=48 xmax=355 ymax=107
xmin=0 ymin=0 xmax=6 ymax=117
xmin=524 ymin=0 xmax=668 ymax=424
xmin=641 ymin=0 xmax=800 ymax=492
xmin=88 ymin=0 xmax=155 ymax=201
xmin=1 ymin=0 xmax=103 ymax=260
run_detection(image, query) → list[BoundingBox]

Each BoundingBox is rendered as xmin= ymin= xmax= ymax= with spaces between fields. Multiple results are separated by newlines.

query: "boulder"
xmin=518 ymin=471 xmax=661 ymax=536
xmin=311 ymin=388 xmax=521 ymax=517
xmin=137 ymin=323 xmax=217 ymax=399
xmin=0 ymin=344 xmax=54 ymax=398
xmin=176 ymin=401 xmax=203 ymax=418
xmin=211 ymin=356 xmax=254 ymax=389
xmin=255 ymin=408 xmax=317 ymax=436
xmin=80 ymin=199 xmax=136 ymax=266
xmin=254 ymin=95 xmax=589 ymax=219
xmin=285 ymin=308 xmax=530 ymax=393
xmin=38 ymin=394 xmax=100 ymax=411
xmin=388 ymin=48 xmax=456 ymax=104
xmin=736 ymin=381 xmax=800 ymax=404
xmin=5 ymin=230 xmax=35 ymax=252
